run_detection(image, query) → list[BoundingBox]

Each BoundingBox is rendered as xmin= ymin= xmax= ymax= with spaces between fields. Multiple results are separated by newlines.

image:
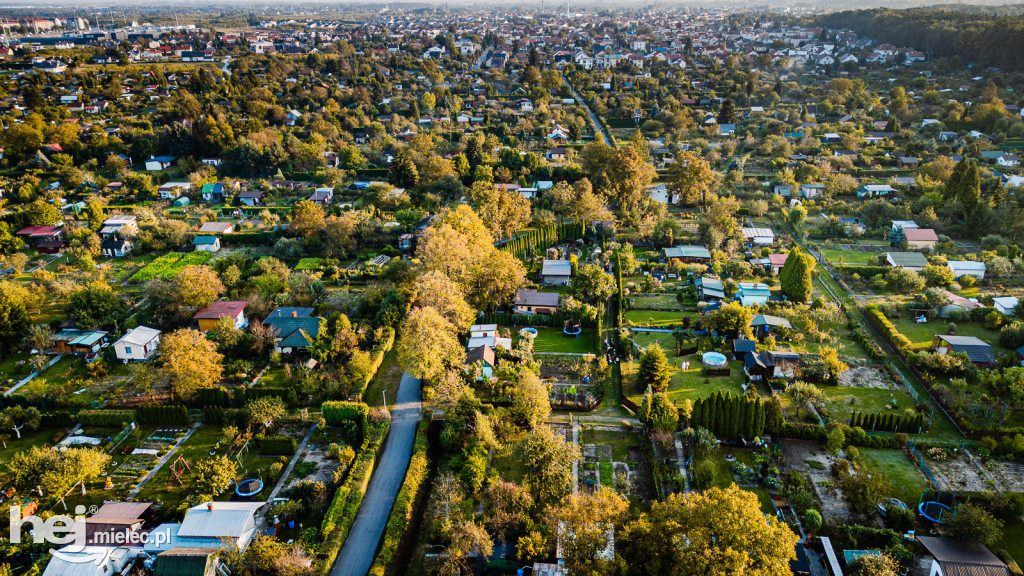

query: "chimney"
xmin=291 ymin=310 xmax=298 ymax=317
xmin=207 ymin=502 xmax=214 ymax=512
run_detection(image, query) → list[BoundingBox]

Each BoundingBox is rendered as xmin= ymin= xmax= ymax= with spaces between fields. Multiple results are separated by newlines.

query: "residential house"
xmin=663 ymin=245 xmax=712 ymax=263
xmin=737 ymin=282 xmax=772 ymax=307
xmin=773 ymin=184 xmax=792 ymax=197
xmin=101 ymin=215 xmax=138 ymax=237
xmin=145 ymin=155 xmax=176 ymax=171
xmin=904 ymin=228 xmax=938 ymax=250
xmin=933 ymin=334 xmax=996 ymax=367
xmin=768 ymin=253 xmax=789 ymax=274
xmin=514 ymin=289 xmax=560 ymax=315
xmin=158 ymin=182 xmax=192 ymax=200
xmin=237 ymin=190 xmax=266 ymax=207
xmin=741 ymin=228 xmax=775 ymax=246
xmin=16 ymin=225 xmax=66 ymax=253
xmin=263 ymin=307 xmax=323 ymax=354
xmin=192 ymin=236 xmax=221 ymax=253
xmin=752 ymin=314 xmax=793 ymax=339
xmin=541 ymin=259 xmax=573 ymax=286
xmin=696 ymin=276 xmax=725 ymax=301
xmin=857 ymin=184 xmax=896 ymax=198
xmin=200 ymin=183 xmax=223 ymax=203
xmin=42 ymin=546 xmax=136 ymax=576
xmin=194 ymin=301 xmax=248 ymax=332
xmin=467 ymin=324 xmax=512 ymax=351
xmin=916 ymin=536 xmax=1010 ymax=576
xmin=173 ymin=502 xmax=265 ymax=549
xmin=647 ymin=183 xmax=675 ymax=204
xmin=745 ymin=350 xmax=801 ymax=380
xmin=309 ymin=187 xmax=334 ymax=205
xmin=948 ymin=260 xmax=986 ymax=280
xmin=198 ymin=221 xmax=234 ymax=235
xmin=993 ymin=296 xmax=1019 ymax=316
xmin=886 ymin=251 xmax=929 ymax=272
xmin=113 ymin=326 xmax=161 ymax=361
xmin=891 ymin=220 xmax=919 ymax=232
xmin=101 ymin=236 xmax=133 ymax=258
xmin=466 ymin=344 xmax=495 ymax=380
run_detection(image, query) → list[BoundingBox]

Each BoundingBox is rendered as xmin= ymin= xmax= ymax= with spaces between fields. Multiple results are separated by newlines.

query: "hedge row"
xmin=779 ymin=422 xmax=905 ymax=448
xmin=203 ymin=406 xmax=227 ymax=425
xmin=136 ymin=405 xmax=190 ymax=426
xmin=690 ymin=391 xmax=765 ymax=440
xmin=368 ymin=418 xmax=430 ymax=576
xmin=220 ymin=231 xmax=279 ymax=246
xmin=41 ymin=411 xmax=75 ymax=429
xmin=235 ymin=386 xmax=299 ymax=408
xmin=352 ymin=328 xmax=396 ymax=399
xmin=864 ymin=304 xmax=913 ymax=352
xmin=319 ymin=418 xmax=391 ymax=574
xmin=835 ymin=265 xmax=889 ymax=279
xmin=322 ymin=401 xmax=369 ymax=428
xmin=78 ymin=410 xmax=136 ymax=426
xmin=850 ymin=411 xmax=924 ymax=434
xmin=257 ymin=435 xmax=298 ymax=456
xmin=194 ymin=387 xmax=230 ymax=407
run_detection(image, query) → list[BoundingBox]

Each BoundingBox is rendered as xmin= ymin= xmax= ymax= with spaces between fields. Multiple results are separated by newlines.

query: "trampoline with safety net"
xmin=918 ymin=490 xmax=956 ymax=524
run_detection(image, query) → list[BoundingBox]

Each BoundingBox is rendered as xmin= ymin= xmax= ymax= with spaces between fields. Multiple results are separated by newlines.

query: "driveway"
xmin=329 ymin=371 xmax=423 ymax=576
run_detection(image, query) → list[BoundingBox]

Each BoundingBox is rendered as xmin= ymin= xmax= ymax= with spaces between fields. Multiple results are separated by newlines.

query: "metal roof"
xmin=178 ymin=502 xmax=263 ymax=539
xmin=115 ymin=326 xmax=161 ymax=347
xmin=886 ymin=251 xmax=929 ymax=268
xmin=663 ymin=245 xmax=711 ymax=259
xmin=541 ymin=259 xmax=572 ymax=276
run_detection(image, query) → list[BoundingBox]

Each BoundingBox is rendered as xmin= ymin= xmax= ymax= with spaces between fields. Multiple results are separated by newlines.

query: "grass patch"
xmin=580 ymin=429 xmax=640 ymax=462
xmin=0 ymin=427 xmax=60 ymax=468
xmin=526 ymin=326 xmax=598 ymax=355
xmin=821 ymin=386 xmax=920 ymax=430
xmin=623 ymin=342 xmax=746 ymax=405
xmin=997 ymin=519 xmax=1024 ymax=568
xmin=134 ymin=425 xmax=228 ymax=508
xmin=14 ymin=356 xmax=81 ymax=398
xmin=821 ymin=249 xmax=881 ymax=265
xmin=363 ymin=350 xmax=403 ymax=407
xmin=599 ymin=462 xmax=613 ymax=487
xmin=888 ymin=316 xmax=1007 ymax=354
xmin=624 ymin=309 xmax=693 ymax=327
xmin=856 ymin=448 xmax=927 ymax=506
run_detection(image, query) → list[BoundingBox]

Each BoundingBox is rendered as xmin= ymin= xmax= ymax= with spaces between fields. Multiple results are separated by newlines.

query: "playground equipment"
xmin=563 ymin=319 xmax=582 ymax=338
xmin=169 ymin=455 xmax=193 ymax=486
xmin=918 ymin=490 xmax=956 ymax=524
xmin=235 ymin=478 xmax=264 ymax=498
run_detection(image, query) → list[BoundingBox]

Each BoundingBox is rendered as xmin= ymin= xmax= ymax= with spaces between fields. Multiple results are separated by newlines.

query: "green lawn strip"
xmin=624 ymin=309 xmax=694 ymax=327
xmin=0 ymin=427 xmax=57 ymax=468
xmin=527 ymin=326 xmax=598 ymax=354
xmin=363 ymin=350 xmax=403 ymax=407
xmin=599 ymin=461 xmax=613 ymax=486
xmin=14 ymin=356 xmax=82 ymax=397
xmin=623 ymin=356 xmax=746 ymax=406
xmin=257 ymin=366 xmax=292 ymax=388
xmin=628 ymin=295 xmax=684 ymax=310
xmin=996 ymin=519 xmax=1024 ymax=568
xmin=580 ymin=429 xmax=639 ymax=462
xmin=745 ymin=486 xmax=777 ymax=515
xmin=821 ymin=386 xmax=919 ymax=429
xmin=134 ymin=425 xmax=228 ymax=508
xmin=821 ymin=249 xmax=879 ymax=265
xmin=490 ymin=445 xmax=527 ymax=484
xmin=889 ymin=317 xmax=1007 ymax=354
xmin=856 ymin=448 xmax=927 ymax=506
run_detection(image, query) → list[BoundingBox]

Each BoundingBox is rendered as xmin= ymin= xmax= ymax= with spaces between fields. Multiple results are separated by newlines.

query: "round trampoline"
xmin=235 ymin=479 xmax=264 ymax=498
xmin=702 ymin=351 xmax=728 ymax=368
xmin=918 ymin=500 xmax=953 ymax=523
xmin=519 ymin=328 xmax=538 ymax=339
xmin=563 ymin=320 xmax=582 ymax=338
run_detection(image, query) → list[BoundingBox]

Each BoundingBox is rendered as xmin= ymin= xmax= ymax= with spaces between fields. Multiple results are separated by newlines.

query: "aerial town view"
xmin=2 ymin=1 xmax=1024 ymax=575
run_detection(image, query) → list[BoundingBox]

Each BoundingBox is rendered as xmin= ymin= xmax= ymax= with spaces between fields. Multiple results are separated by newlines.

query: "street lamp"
xmin=382 ymin=389 xmax=388 ymax=414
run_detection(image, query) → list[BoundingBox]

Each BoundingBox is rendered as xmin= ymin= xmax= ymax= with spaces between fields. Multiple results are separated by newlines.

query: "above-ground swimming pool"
xmin=519 ymin=328 xmax=538 ymax=339
xmin=702 ymin=352 xmax=728 ymax=368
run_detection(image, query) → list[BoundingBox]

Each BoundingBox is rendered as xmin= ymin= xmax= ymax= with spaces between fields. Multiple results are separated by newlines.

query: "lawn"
xmin=889 ymin=316 xmax=1007 ymax=353
xmin=628 ymin=294 xmax=686 ymax=310
xmin=624 ymin=309 xmax=694 ymax=327
xmin=997 ymin=519 xmax=1024 ymax=568
xmin=524 ymin=326 xmax=599 ymax=355
xmin=623 ymin=354 xmax=746 ymax=406
xmin=13 ymin=356 xmax=82 ymax=398
xmin=0 ymin=427 xmax=58 ymax=468
xmin=580 ymin=429 xmax=641 ymax=462
xmin=821 ymin=249 xmax=880 ymax=265
xmin=856 ymin=448 xmax=927 ymax=506
xmin=363 ymin=350 xmax=403 ymax=407
xmin=821 ymin=386 xmax=919 ymax=430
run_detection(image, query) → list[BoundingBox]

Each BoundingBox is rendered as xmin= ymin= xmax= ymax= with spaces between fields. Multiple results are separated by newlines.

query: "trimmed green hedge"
xmin=322 ymin=401 xmax=368 ymax=427
xmin=368 ymin=418 xmax=430 ymax=576
xmin=195 ymin=387 xmax=230 ymax=407
xmin=78 ymin=410 xmax=135 ymax=426
xmin=864 ymin=304 xmax=914 ymax=353
xmin=136 ymin=405 xmax=190 ymax=426
xmin=780 ymin=422 xmax=904 ymax=448
xmin=235 ymin=386 xmax=299 ymax=408
xmin=257 ymin=435 xmax=298 ymax=455
xmin=835 ymin=265 xmax=889 ymax=279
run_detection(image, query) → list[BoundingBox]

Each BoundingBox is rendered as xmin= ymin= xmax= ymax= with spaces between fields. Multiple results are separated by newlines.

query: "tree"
xmin=8 ymin=445 xmax=110 ymax=497
xmin=0 ymin=289 xmax=29 ymax=354
xmin=547 ymin=489 xmax=629 ymax=576
xmin=888 ymin=225 xmax=907 ymax=248
xmin=779 ymin=246 xmax=815 ymax=303
xmin=620 ymin=485 xmax=798 ymax=576
xmin=947 ymin=503 xmax=1003 ymax=546
xmin=637 ymin=345 xmax=672 ymax=393
xmin=788 ymin=204 xmax=807 ymax=227
xmin=837 ymin=466 xmax=890 ymax=519
xmin=570 ymin=263 xmax=616 ymax=304
xmin=290 ymin=200 xmax=325 ymax=236
xmin=516 ymin=428 xmax=581 ymax=504
xmin=826 ymin=427 xmax=845 ymax=456
xmin=486 ymin=479 xmax=534 ymax=538
xmin=431 ymin=520 xmax=492 ymax=576
xmin=473 ymin=182 xmax=531 ymax=241
xmin=848 ymin=553 xmax=900 ymax=576
xmin=639 ymin=389 xmax=678 ymax=433
xmin=396 ymin=307 xmax=464 ymax=381
xmin=23 ymin=200 xmax=61 ymax=227
xmin=145 ymin=265 xmax=225 ymax=326
xmin=979 ymin=367 xmax=1024 ymax=426
xmin=787 ymin=382 xmax=823 ymax=418
xmin=194 ymin=455 xmax=238 ymax=495
xmin=245 ymin=396 xmax=286 ymax=431
xmin=0 ymin=406 xmax=41 ymax=439
xmin=67 ymin=281 xmax=122 ymax=329
xmin=411 ymin=271 xmax=475 ymax=332
xmin=666 ymin=151 xmax=717 ymax=208
xmin=547 ymin=179 xmax=612 ymax=222
xmin=508 ymin=371 xmax=550 ymax=430
xmin=700 ymin=301 xmax=754 ymax=338
xmin=468 ymin=249 xmax=527 ymax=311
xmin=161 ymin=328 xmax=224 ymax=401
xmin=389 ymin=148 xmax=419 ymax=189
xmin=717 ymin=98 xmax=736 ymax=124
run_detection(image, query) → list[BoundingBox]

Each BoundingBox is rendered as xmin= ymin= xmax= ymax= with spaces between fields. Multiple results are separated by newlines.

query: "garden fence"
xmin=908 ymin=441 xmax=937 ymax=485
xmin=889 ymin=361 xmax=920 ymax=403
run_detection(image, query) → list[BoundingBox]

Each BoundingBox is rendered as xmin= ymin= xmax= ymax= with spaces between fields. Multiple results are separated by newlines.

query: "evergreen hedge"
xmin=689 ymin=391 xmax=765 ymax=440
xmin=77 ymin=410 xmax=136 ymax=426
xmin=136 ymin=405 xmax=190 ymax=426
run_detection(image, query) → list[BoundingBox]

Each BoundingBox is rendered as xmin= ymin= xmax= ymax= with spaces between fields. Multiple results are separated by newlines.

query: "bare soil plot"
xmin=780 ymin=439 xmax=852 ymax=523
xmin=927 ymin=453 xmax=991 ymax=492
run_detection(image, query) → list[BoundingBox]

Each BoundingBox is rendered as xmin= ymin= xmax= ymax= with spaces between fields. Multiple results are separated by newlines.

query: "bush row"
xmin=368 ymin=419 xmax=430 ymax=576
xmin=77 ymin=410 xmax=136 ymax=426
xmin=835 ymin=265 xmax=889 ymax=279
xmin=322 ymin=401 xmax=368 ymax=428
xmin=194 ymin=387 xmax=230 ymax=407
xmin=779 ymin=422 xmax=905 ymax=449
xmin=864 ymin=304 xmax=913 ymax=353
xmin=41 ymin=411 xmax=74 ymax=429
xmin=850 ymin=411 xmax=925 ymax=434
xmin=257 ymin=435 xmax=298 ymax=456
xmin=136 ymin=405 xmax=190 ymax=426
xmin=235 ymin=386 xmax=299 ymax=408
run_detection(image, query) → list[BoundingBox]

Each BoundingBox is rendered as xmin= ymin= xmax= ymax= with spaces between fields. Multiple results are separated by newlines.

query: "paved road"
xmin=565 ymin=75 xmax=612 ymax=144
xmin=471 ymin=47 xmax=490 ymax=70
xmin=330 ymin=371 xmax=422 ymax=576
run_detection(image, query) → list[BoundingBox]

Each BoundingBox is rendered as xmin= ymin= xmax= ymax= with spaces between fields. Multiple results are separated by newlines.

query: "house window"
xmin=124 ymin=346 xmax=132 ymax=354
